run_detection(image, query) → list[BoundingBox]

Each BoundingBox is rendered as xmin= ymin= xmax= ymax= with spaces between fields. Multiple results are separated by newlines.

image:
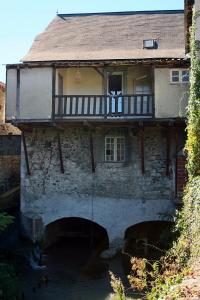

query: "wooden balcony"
xmin=53 ymin=94 xmax=154 ymax=119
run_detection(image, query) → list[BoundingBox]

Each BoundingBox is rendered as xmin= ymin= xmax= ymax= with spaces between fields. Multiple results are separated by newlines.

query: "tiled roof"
xmin=22 ymin=10 xmax=185 ymax=62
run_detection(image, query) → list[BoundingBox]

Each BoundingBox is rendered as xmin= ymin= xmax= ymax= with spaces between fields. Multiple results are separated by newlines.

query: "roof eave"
xmin=7 ymin=57 xmax=190 ymax=69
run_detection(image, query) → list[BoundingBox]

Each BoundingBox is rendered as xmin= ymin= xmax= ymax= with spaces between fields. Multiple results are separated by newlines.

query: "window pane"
xmin=182 ymin=70 xmax=189 ymax=82
xmin=171 ymin=70 xmax=179 ymax=82
xmin=105 ymin=136 xmax=125 ymax=162
xmin=116 ymin=137 xmax=125 ymax=161
xmin=105 ymin=137 xmax=114 ymax=161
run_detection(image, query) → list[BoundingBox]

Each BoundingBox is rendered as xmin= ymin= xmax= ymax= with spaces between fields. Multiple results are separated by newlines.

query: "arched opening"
xmin=124 ymin=221 xmax=173 ymax=260
xmin=43 ymin=218 xmax=109 ymax=280
xmin=44 ymin=217 xmax=109 ymax=251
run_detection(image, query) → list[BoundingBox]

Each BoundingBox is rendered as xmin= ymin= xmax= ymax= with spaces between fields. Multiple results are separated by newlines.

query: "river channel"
xmin=20 ymin=239 xmax=138 ymax=300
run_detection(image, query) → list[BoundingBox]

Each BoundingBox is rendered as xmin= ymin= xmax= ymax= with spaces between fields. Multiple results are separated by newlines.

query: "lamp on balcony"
xmin=74 ymin=68 xmax=82 ymax=83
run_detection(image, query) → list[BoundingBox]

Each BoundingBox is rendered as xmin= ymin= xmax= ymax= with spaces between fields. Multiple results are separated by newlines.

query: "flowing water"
xmin=20 ymin=239 xmax=137 ymax=300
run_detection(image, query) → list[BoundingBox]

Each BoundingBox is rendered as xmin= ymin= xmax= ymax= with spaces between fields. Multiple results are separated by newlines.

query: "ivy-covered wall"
xmin=177 ymin=8 xmax=200 ymax=262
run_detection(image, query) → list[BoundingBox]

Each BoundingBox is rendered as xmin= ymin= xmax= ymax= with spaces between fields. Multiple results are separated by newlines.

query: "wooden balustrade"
xmin=53 ymin=94 xmax=154 ymax=118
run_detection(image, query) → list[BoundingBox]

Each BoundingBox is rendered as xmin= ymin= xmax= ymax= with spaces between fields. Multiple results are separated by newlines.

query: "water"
xmin=20 ymin=239 xmax=136 ymax=300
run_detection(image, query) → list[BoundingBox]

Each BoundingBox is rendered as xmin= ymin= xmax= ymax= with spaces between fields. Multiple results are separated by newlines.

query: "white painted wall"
xmin=21 ymin=192 xmax=174 ymax=247
xmin=6 ymin=66 xmax=189 ymax=121
xmin=154 ymin=68 xmax=189 ymax=118
xmin=20 ymin=68 xmax=52 ymax=119
xmin=6 ymin=68 xmax=17 ymax=120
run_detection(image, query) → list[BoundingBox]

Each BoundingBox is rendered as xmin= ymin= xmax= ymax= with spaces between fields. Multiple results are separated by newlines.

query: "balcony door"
xmin=107 ymin=73 xmax=123 ymax=113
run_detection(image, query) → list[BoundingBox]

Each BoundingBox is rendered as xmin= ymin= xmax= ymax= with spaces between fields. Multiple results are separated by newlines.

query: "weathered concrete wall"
xmin=21 ymin=126 xmax=182 ymax=247
xmin=154 ymin=68 xmax=189 ymax=118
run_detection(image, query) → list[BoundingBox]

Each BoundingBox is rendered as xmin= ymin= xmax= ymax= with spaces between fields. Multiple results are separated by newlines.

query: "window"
xmin=105 ymin=137 xmax=125 ymax=162
xmin=171 ymin=69 xmax=189 ymax=83
xmin=143 ymin=39 xmax=157 ymax=49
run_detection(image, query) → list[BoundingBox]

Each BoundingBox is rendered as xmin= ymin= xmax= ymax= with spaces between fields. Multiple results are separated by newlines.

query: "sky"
xmin=0 ymin=0 xmax=184 ymax=82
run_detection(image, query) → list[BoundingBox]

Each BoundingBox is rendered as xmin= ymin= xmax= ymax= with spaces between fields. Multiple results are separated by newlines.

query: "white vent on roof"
xmin=143 ymin=39 xmax=157 ymax=49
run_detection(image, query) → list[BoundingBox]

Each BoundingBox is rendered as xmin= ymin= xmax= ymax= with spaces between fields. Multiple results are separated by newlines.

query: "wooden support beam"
xmin=22 ymin=132 xmax=31 ymax=176
xmin=57 ymin=132 xmax=64 ymax=173
xmin=83 ymin=120 xmax=95 ymax=130
xmin=140 ymin=125 xmax=145 ymax=175
xmin=89 ymin=131 xmax=95 ymax=173
xmin=93 ymin=67 xmax=104 ymax=78
xmin=166 ymin=127 xmax=171 ymax=176
xmin=16 ymin=67 xmax=20 ymax=118
xmin=51 ymin=123 xmax=65 ymax=131
xmin=51 ymin=67 xmax=56 ymax=121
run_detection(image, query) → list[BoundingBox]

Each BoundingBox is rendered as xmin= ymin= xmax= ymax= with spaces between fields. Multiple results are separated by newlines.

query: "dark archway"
xmin=44 ymin=217 xmax=109 ymax=251
xmin=124 ymin=221 xmax=173 ymax=259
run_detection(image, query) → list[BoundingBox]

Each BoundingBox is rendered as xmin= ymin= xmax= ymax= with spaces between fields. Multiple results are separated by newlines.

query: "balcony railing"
xmin=53 ymin=94 xmax=154 ymax=119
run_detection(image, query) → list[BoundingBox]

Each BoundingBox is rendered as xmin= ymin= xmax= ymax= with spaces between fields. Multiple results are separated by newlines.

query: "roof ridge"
xmin=57 ymin=10 xmax=184 ymax=18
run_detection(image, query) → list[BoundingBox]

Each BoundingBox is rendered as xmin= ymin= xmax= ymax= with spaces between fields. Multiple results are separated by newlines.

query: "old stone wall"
xmin=0 ymin=136 xmax=21 ymax=194
xmin=21 ymin=126 xmax=184 ymax=246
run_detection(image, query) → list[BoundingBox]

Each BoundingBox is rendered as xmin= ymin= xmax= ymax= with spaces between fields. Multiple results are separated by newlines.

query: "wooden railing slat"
xmin=54 ymin=94 xmax=154 ymax=118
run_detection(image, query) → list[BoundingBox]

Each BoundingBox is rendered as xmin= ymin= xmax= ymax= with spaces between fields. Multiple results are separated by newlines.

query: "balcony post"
xmin=51 ymin=66 xmax=56 ymax=121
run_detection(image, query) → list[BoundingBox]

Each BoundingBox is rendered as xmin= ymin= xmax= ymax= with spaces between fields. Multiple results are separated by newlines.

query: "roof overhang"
xmin=7 ymin=57 xmax=190 ymax=69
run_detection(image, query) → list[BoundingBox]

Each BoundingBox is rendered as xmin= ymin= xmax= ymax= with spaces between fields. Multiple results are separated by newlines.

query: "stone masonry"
xmin=21 ymin=125 xmax=183 ymax=250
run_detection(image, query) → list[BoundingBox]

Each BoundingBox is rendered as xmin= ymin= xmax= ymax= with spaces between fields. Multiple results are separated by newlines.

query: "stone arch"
xmin=44 ymin=217 xmax=109 ymax=250
xmin=124 ymin=220 xmax=173 ymax=258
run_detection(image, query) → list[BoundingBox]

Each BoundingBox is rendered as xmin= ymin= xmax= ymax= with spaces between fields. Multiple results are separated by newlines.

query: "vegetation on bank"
xmin=110 ymin=8 xmax=200 ymax=300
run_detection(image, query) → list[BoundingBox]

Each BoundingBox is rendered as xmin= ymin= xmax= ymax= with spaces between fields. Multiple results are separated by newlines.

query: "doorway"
xmin=107 ymin=73 xmax=123 ymax=113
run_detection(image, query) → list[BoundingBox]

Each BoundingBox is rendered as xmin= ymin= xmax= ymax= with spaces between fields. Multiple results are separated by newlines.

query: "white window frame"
xmin=105 ymin=136 xmax=125 ymax=162
xmin=170 ymin=69 xmax=189 ymax=84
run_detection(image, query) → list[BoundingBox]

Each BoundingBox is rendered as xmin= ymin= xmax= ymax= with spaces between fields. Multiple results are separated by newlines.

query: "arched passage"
xmin=44 ymin=217 xmax=109 ymax=251
xmin=124 ymin=221 xmax=173 ymax=259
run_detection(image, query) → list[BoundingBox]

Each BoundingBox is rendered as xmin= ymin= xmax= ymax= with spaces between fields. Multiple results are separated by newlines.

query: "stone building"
xmin=0 ymin=82 xmax=21 ymax=209
xmin=6 ymin=10 xmax=189 ymax=254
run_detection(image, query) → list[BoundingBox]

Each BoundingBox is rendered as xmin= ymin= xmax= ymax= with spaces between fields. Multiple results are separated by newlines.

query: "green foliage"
xmin=175 ymin=177 xmax=200 ymax=261
xmin=109 ymin=271 xmax=126 ymax=300
xmin=185 ymin=9 xmax=200 ymax=177
xmin=0 ymin=213 xmax=14 ymax=232
xmin=0 ymin=263 xmax=18 ymax=300
xmin=126 ymin=255 xmax=188 ymax=300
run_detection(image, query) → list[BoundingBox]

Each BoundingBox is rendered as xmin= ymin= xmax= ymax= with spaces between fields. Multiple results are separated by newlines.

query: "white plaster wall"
xmin=20 ymin=68 xmax=52 ymax=119
xmin=127 ymin=66 xmax=152 ymax=94
xmin=21 ymin=192 xmax=174 ymax=245
xmin=6 ymin=68 xmax=17 ymax=120
xmin=58 ymin=67 xmax=103 ymax=95
xmin=154 ymin=68 xmax=189 ymax=118
xmin=56 ymin=66 xmax=153 ymax=95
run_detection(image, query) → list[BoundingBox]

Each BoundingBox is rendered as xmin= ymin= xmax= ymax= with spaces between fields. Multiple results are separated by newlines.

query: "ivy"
xmin=185 ymin=9 xmax=200 ymax=177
